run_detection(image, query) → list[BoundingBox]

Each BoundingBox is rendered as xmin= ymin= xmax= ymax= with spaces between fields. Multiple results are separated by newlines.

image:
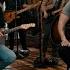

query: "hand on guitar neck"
xmin=4 ymin=1 xmax=41 ymax=23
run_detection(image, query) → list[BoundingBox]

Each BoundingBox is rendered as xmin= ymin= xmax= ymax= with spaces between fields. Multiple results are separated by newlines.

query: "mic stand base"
xmin=33 ymin=56 xmax=47 ymax=68
xmin=33 ymin=56 xmax=59 ymax=68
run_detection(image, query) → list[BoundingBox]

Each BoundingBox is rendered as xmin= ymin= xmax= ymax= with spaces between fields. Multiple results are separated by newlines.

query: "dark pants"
xmin=8 ymin=12 xmax=29 ymax=50
xmin=59 ymin=47 xmax=70 ymax=68
xmin=43 ymin=15 xmax=58 ymax=53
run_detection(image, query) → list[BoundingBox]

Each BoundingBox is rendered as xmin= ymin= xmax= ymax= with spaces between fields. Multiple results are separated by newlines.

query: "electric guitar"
xmin=0 ymin=23 xmax=35 ymax=44
xmin=4 ymin=1 xmax=41 ymax=23
xmin=0 ymin=23 xmax=35 ymax=35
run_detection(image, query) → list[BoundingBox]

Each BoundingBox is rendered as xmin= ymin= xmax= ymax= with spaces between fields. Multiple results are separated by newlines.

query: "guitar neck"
xmin=4 ymin=26 xmax=20 ymax=34
xmin=16 ymin=5 xmax=33 ymax=14
xmin=16 ymin=1 xmax=41 ymax=14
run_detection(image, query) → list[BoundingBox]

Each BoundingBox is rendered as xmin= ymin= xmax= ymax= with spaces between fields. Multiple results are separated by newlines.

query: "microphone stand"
xmin=33 ymin=0 xmax=47 ymax=67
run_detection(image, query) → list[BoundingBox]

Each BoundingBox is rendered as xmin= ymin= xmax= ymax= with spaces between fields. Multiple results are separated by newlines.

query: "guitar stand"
xmin=33 ymin=33 xmax=48 ymax=68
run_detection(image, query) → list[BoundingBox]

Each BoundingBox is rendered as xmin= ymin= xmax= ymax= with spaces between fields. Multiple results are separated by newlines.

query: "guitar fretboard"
xmin=4 ymin=26 xmax=20 ymax=34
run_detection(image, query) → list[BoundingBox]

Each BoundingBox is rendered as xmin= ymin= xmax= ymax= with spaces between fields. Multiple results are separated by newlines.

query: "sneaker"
xmin=20 ymin=50 xmax=29 ymax=53
xmin=14 ymin=51 xmax=25 ymax=59
xmin=19 ymin=50 xmax=29 ymax=57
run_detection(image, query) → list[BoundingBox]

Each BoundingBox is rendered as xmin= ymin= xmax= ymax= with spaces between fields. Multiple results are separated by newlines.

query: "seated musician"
xmin=5 ymin=0 xmax=32 ymax=58
xmin=58 ymin=1 xmax=70 ymax=70
xmin=0 ymin=3 xmax=16 ymax=70
xmin=4 ymin=0 xmax=41 ymax=58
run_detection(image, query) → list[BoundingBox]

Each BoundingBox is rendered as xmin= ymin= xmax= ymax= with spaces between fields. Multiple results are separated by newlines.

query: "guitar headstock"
xmin=29 ymin=23 xmax=35 ymax=27
xmin=20 ymin=23 xmax=35 ymax=29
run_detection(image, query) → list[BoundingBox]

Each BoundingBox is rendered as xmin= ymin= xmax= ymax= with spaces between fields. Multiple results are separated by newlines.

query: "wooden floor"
xmin=7 ymin=48 xmax=67 ymax=70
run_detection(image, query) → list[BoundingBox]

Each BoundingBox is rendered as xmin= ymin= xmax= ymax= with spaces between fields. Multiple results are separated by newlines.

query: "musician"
xmin=4 ymin=0 xmax=32 ymax=58
xmin=41 ymin=0 xmax=60 ymax=58
xmin=40 ymin=0 xmax=68 ymax=61
xmin=58 ymin=1 xmax=70 ymax=70
xmin=0 ymin=4 xmax=16 ymax=70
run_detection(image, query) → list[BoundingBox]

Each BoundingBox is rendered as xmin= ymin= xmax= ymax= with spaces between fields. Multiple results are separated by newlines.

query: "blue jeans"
xmin=0 ymin=44 xmax=16 ymax=70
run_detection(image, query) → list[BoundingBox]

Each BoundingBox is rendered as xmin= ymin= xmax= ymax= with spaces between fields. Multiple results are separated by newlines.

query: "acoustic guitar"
xmin=4 ymin=1 xmax=41 ymax=23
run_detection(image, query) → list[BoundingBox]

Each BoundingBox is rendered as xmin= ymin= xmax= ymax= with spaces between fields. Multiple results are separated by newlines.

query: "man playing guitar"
xmin=0 ymin=2 xmax=16 ymax=69
xmin=0 ymin=16 xmax=35 ymax=70
xmin=2 ymin=0 xmax=40 ymax=58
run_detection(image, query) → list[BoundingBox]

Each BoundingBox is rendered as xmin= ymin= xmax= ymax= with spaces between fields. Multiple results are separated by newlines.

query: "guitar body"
xmin=4 ymin=10 xmax=16 ymax=23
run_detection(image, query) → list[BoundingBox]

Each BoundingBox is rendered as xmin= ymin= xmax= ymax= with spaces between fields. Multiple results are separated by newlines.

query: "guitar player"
xmin=0 ymin=2 xmax=16 ymax=69
xmin=3 ymin=0 xmax=37 ymax=58
xmin=0 ymin=4 xmax=35 ymax=69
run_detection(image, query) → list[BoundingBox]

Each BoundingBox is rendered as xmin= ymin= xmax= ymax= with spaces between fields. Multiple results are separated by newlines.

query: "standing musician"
xmin=34 ymin=0 xmax=66 ymax=67
xmin=3 ymin=0 xmax=41 ymax=58
xmin=0 ymin=2 xmax=16 ymax=69
xmin=40 ymin=0 xmax=68 ymax=62
xmin=58 ymin=1 xmax=70 ymax=70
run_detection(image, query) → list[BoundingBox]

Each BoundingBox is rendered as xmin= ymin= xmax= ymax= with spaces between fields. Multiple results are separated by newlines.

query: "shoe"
xmin=44 ymin=57 xmax=59 ymax=67
xmin=14 ymin=51 xmax=25 ymax=59
xmin=33 ymin=56 xmax=48 ymax=68
xmin=33 ymin=56 xmax=59 ymax=68
xmin=3 ymin=66 xmax=12 ymax=70
xmin=19 ymin=49 xmax=29 ymax=57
